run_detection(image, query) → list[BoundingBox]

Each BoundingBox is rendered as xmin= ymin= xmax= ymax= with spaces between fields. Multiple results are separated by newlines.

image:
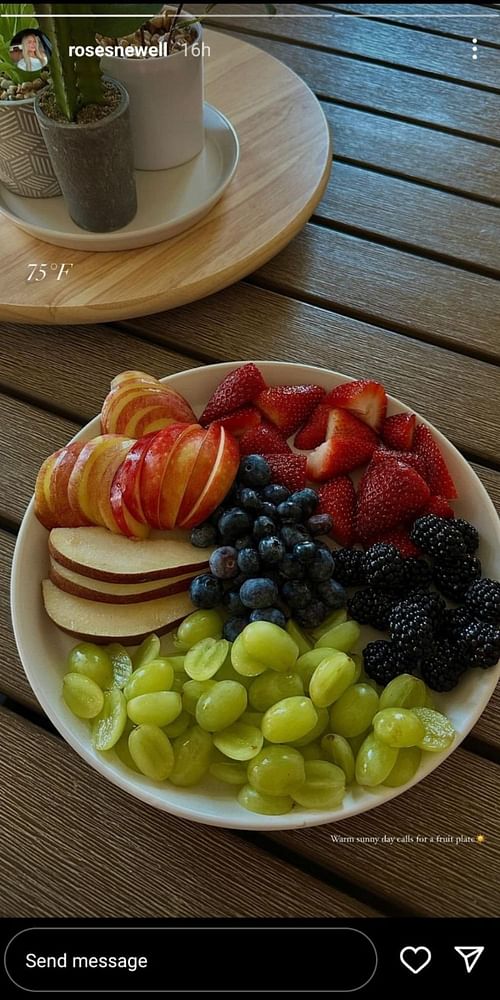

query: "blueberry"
xmin=253 ymin=515 xmax=276 ymax=540
xmin=249 ymin=607 xmax=287 ymax=628
xmin=278 ymin=552 xmax=305 ymax=580
xmin=308 ymin=548 xmax=335 ymax=582
xmin=209 ymin=504 xmax=225 ymax=527
xmin=233 ymin=572 xmax=251 ymax=589
xmin=260 ymin=501 xmax=279 ymax=521
xmin=218 ymin=507 xmax=251 ymax=542
xmin=240 ymin=577 xmax=279 ymax=609
xmin=189 ymin=574 xmax=223 ymax=609
xmin=315 ymin=578 xmax=347 ymax=609
xmin=307 ymin=513 xmax=333 ymax=536
xmin=263 ymin=483 xmax=290 ymax=505
xmin=239 ymin=487 xmax=263 ymax=513
xmin=277 ymin=500 xmax=302 ymax=522
xmin=239 ymin=454 xmax=271 ymax=488
xmin=293 ymin=541 xmax=317 ymax=564
xmin=209 ymin=546 xmax=238 ymax=579
xmin=223 ymin=589 xmax=246 ymax=616
xmin=234 ymin=534 xmax=254 ymax=551
xmin=190 ymin=522 xmax=217 ymax=547
xmin=223 ymin=617 xmax=249 ymax=642
xmin=289 ymin=489 xmax=318 ymax=518
xmin=237 ymin=547 xmax=260 ymax=575
xmin=258 ymin=535 xmax=285 ymax=565
xmin=281 ymin=580 xmax=313 ymax=609
xmin=281 ymin=525 xmax=308 ymax=549
xmin=295 ymin=600 xmax=327 ymax=629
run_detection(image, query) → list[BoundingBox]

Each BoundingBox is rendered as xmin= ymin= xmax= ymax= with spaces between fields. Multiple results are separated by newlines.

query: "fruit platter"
xmin=11 ymin=360 xmax=500 ymax=829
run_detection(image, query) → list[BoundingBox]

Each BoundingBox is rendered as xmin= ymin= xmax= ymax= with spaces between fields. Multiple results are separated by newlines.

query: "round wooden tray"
xmin=0 ymin=31 xmax=331 ymax=325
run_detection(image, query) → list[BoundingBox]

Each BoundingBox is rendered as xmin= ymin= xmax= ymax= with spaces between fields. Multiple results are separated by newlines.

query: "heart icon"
xmin=400 ymin=946 xmax=432 ymax=974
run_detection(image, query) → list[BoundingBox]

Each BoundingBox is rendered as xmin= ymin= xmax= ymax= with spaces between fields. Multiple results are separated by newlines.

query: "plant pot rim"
xmin=102 ymin=7 xmax=202 ymax=63
xmin=34 ymin=75 xmax=129 ymax=130
xmin=0 ymin=94 xmax=36 ymax=107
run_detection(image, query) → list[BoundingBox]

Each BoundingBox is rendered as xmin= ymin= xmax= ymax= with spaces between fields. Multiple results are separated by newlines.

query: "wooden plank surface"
xmin=0 ymin=707 xmax=378 ymax=918
xmin=327 ymin=4 xmax=500 ymax=46
xmin=0 ymin=531 xmax=39 ymax=713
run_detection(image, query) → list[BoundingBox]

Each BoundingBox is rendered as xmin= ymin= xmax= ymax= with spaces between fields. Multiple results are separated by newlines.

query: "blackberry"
xmin=433 ymin=553 xmax=481 ymax=601
xmin=437 ymin=606 xmax=474 ymax=641
xmin=331 ymin=548 xmax=366 ymax=587
xmin=364 ymin=543 xmax=405 ymax=592
xmin=403 ymin=590 xmax=446 ymax=631
xmin=348 ymin=588 xmax=396 ymax=631
xmin=461 ymin=619 xmax=500 ymax=669
xmin=410 ymin=515 xmax=466 ymax=559
xmin=363 ymin=641 xmax=403 ymax=686
xmin=465 ymin=578 xmax=500 ymax=624
xmin=388 ymin=602 xmax=434 ymax=666
xmin=420 ymin=640 xmax=468 ymax=692
xmin=401 ymin=558 xmax=432 ymax=592
xmin=454 ymin=518 xmax=479 ymax=554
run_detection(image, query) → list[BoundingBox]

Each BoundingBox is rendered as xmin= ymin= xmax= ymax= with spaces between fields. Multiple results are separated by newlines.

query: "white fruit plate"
xmin=11 ymin=361 xmax=500 ymax=830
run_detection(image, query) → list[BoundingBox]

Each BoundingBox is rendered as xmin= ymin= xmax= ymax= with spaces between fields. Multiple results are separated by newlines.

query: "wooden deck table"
xmin=0 ymin=5 xmax=499 ymax=919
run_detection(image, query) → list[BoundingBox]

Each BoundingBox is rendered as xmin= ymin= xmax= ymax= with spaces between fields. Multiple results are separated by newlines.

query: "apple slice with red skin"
xmin=101 ymin=383 xmax=196 ymax=436
xmin=140 ymin=423 xmax=194 ymax=529
xmin=157 ymin=425 xmax=208 ymax=530
xmin=179 ymin=427 xmax=239 ymax=529
xmin=117 ymin=432 xmax=157 ymax=523
xmin=110 ymin=464 xmax=151 ymax=540
xmin=49 ymin=441 xmax=92 ymax=528
xmin=110 ymin=370 xmax=158 ymax=390
xmin=176 ymin=423 xmax=221 ymax=526
xmin=93 ymin=438 xmax=136 ymax=533
xmin=67 ymin=436 xmax=128 ymax=524
xmin=35 ymin=450 xmax=63 ymax=529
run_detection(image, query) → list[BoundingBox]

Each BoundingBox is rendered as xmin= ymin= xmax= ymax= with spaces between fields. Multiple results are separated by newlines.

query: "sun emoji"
xmin=476 ymin=834 xmax=486 ymax=844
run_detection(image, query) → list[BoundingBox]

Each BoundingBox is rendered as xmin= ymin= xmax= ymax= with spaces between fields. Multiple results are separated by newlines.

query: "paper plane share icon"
xmin=454 ymin=946 xmax=484 ymax=973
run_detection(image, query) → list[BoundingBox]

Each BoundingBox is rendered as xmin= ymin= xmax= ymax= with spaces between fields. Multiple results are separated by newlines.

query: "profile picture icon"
xmin=9 ymin=28 xmax=51 ymax=73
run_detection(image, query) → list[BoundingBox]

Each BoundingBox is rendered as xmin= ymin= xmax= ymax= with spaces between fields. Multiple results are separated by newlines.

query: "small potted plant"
xmin=0 ymin=3 xmax=60 ymax=197
xmin=32 ymin=3 xmax=139 ymax=232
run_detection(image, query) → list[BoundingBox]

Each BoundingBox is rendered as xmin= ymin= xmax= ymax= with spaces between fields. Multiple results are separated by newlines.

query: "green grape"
xmin=384 ymin=747 xmax=422 ymax=787
xmin=176 ymin=610 xmax=223 ymax=650
xmin=169 ymin=726 xmax=213 ymax=785
xmin=262 ymin=696 xmax=318 ymax=743
xmin=127 ymin=691 xmax=182 ymax=727
xmin=165 ymin=655 xmax=187 ymax=673
xmin=247 ymin=745 xmax=305 ymax=796
xmin=209 ymin=760 xmax=248 ymax=785
xmin=290 ymin=707 xmax=329 ymax=746
xmin=310 ymin=608 xmax=347 ymax=641
xmin=301 ymin=741 xmax=328 ymax=761
xmin=379 ymin=674 xmax=427 ymax=710
xmin=411 ymin=708 xmax=455 ymax=751
xmin=357 ymin=666 xmax=382 ymax=694
xmin=107 ymin=643 xmax=133 ymax=690
xmin=171 ymin=673 xmax=186 ymax=693
xmin=92 ymin=689 xmax=127 ymax=750
xmin=349 ymin=731 xmax=370 ymax=756
xmin=238 ymin=784 xmax=294 ymax=815
xmin=184 ymin=637 xmax=229 ymax=681
xmin=291 ymin=760 xmax=346 ymax=809
xmin=350 ymin=653 xmax=362 ymax=683
xmin=373 ymin=708 xmax=425 ymax=748
xmin=164 ymin=709 xmax=191 ymax=739
xmin=213 ymin=722 xmax=263 ymax=761
xmin=182 ymin=678 xmax=217 ymax=715
xmin=124 ymin=658 xmax=175 ymax=700
xmin=295 ymin=648 xmax=331 ymax=692
xmin=231 ymin=631 xmax=267 ymax=677
xmin=314 ymin=620 xmax=361 ymax=653
xmin=286 ymin=620 xmax=312 ymax=655
xmin=196 ymin=680 xmax=248 ymax=732
xmin=240 ymin=710 xmax=264 ymax=728
xmin=112 ymin=721 xmax=140 ymax=772
xmin=216 ymin=654 xmax=252 ymax=687
xmin=355 ymin=733 xmax=398 ymax=786
xmin=329 ymin=684 xmax=379 ymax=738
xmin=321 ymin=733 xmax=355 ymax=784
xmin=131 ymin=633 xmax=161 ymax=670
xmin=248 ymin=670 xmax=303 ymax=712
xmin=66 ymin=642 xmax=113 ymax=689
xmin=309 ymin=652 xmax=356 ymax=709
xmin=242 ymin=621 xmax=299 ymax=673
xmin=63 ymin=672 xmax=104 ymax=719
xmin=128 ymin=723 xmax=174 ymax=780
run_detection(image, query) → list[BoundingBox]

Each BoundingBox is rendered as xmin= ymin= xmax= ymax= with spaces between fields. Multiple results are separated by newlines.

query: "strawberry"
xmin=200 ymin=363 xmax=266 ymax=425
xmin=210 ymin=405 xmax=261 ymax=438
xmin=423 ymin=495 xmax=455 ymax=519
xmin=239 ymin=420 xmax=291 ymax=456
xmin=356 ymin=458 xmax=430 ymax=541
xmin=266 ymin=454 xmax=307 ymax=492
xmin=366 ymin=527 xmax=421 ymax=558
xmin=317 ymin=477 xmax=356 ymax=546
xmin=307 ymin=409 xmax=378 ymax=482
xmin=256 ymin=384 xmax=326 ymax=438
xmin=325 ymin=379 xmax=387 ymax=433
xmin=371 ymin=446 xmax=428 ymax=481
xmin=381 ymin=412 xmax=416 ymax=450
xmin=412 ymin=424 xmax=458 ymax=500
xmin=294 ymin=402 xmax=329 ymax=449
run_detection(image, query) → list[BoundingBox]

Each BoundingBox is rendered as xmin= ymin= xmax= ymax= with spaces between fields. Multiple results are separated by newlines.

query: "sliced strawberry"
xmin=423 ymin=495 xmax=455 ymax=519
xmin=307 ymin=409 xmax=378 ymax=482
xmin=210 ymin=405 xmax=261 ymax=438
xmin=412 ymin=424 xmax=458 ymax=500
xmin=366 ymin=526 xmax=421 ymax=558
xmin=256 ymin=384 xmax=326 ymax=438
xmin=371 ymin=446 xmax=428 ymax=481
xmin=325 ymin=379 xmax=387 ymax=433
xmin=381 ymin=412 xmax=416 ymax=450
xmin=239 ymin=420 xmax=291 ymax=456
xmin=200 ymin=363 xmax=266 ymax=425
xmin=294 ymin=402 xmax=329 ymax=450
xmin=266 ymin=454 xmax=307 ymax=492
xmin=317 ymin=477 xmax=356 ymax=546
xmin=356 ymin=458 xmax=430 ymax=541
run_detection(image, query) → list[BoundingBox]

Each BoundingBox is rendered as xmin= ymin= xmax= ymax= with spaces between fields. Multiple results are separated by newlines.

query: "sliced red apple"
xmin=49 ymin=526 xmax=212 ymax=582
xmin=178 ymin=427 xmax=239 ymax=529
xmin=110 ymin=475 xmax=150 ymax=539
xmin=49 ymin=442 xmax=92 ymax=528
xmin=49 ymin=559 xmax=198 ymax=604
xmin=95 ymin=438 xmax=136 ymax=533
xmin=140 ymin=422 xmax=194 ymax=529
xmin=35 ymin=451 xmax=62 ymax=529
xmin=67 ymin=435 xmax=128 ymax=524
xmin=176 ymin=423 xmax=221 ymax=526
xmin=110 ymin=370 xmax=159 ymax=390
xmin=102 ymin=383 xmax=196 ymax=436
xmin=157 ymin=425 xmax=207 ymax=530
xmin=115 ymin=433 xmax=156 ymax=524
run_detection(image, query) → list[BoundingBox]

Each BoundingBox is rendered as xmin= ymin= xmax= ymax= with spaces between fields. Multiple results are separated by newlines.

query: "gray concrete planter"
xmin=0 ymin=96 xmax=61 ymax=198
xmin=34 ymin=78 xmax=137 ymax=232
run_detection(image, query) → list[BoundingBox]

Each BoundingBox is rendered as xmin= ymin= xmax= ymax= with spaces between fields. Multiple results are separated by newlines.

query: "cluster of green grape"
xmin=61 ymin=608 xmax=455 ymax=816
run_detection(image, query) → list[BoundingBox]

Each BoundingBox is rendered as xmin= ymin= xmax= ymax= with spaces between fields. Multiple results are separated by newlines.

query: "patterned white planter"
xmin=0 ymin=97 xmax=60 ymax=198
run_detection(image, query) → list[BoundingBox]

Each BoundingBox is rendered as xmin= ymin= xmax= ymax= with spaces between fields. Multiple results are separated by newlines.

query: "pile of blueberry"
xmin=189 ymin=454 xmax=346 ymax=641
